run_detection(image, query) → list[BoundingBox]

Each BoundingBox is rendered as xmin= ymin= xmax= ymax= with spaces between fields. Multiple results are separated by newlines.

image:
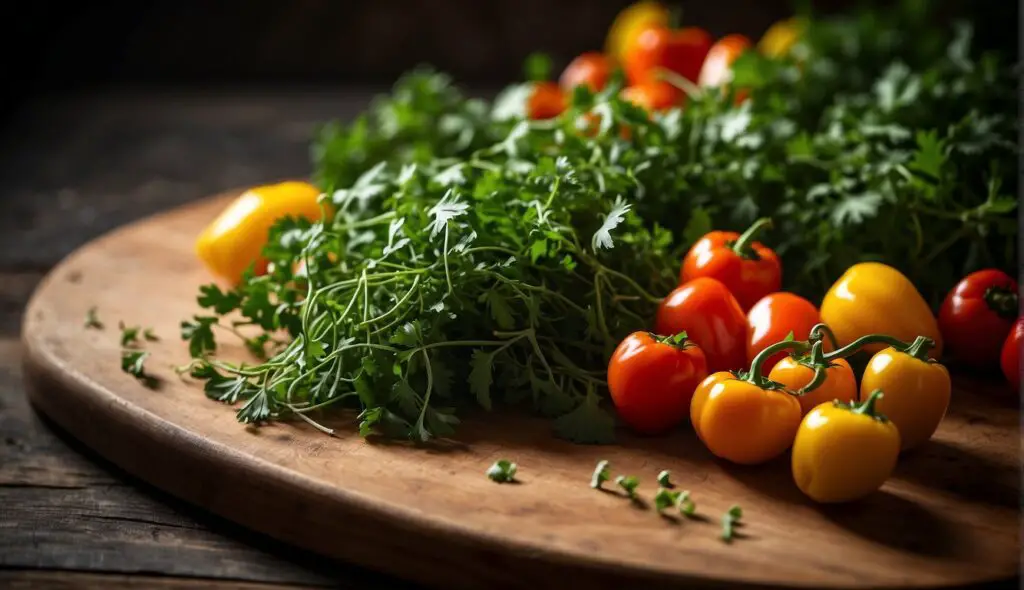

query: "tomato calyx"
xmin=650 ymin=330 xmax=693 ymax=350
xmin=983 ymin=284 xmax=1019 ymax=320
xmin=726 ymin=217 xmax=773 ymax=261
xmin=835 ymin=388 xmax=890 ymax=423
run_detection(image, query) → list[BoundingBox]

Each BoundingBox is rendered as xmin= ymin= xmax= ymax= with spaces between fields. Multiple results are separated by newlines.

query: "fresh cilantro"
xmin=590 ymin=459 xmax=610 ymax=489
xmin=119 ymin=322 xmax=140 ymax=347
xmin=591 ymin=195 xmax=631 ymax=251
xmin=657 ymin=470 xmax=672 ymax=487
xmin=615 ymin=475 xmax=639 ymax=498
xmin=553 ymin=391 xmax=616 ymax=444
xmin=722 ymin=504 xmax=743 ymax=543
xmin=486 ymin=459 xmax=518 ymax=483
xmin=121 ymin=350 xmax=158 ymax=388
xmin=181 ymin=316 xmax=218 ymax=357
xmin=523 ymin=52 xmax=552 ymax=82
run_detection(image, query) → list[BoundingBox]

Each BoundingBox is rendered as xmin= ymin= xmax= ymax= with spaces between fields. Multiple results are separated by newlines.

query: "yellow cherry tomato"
xmin=860 ymin=342 xmax=951 ymax=450
xmin=769 ymin=355 xmax=857 ymax=416
xmin=820 ymin=262 xmax=943 ymax=358
xmin=690 ymin=371 xmax=802 ymax=465
xmin=758 ymin=17 xmax=805 ymax=58
xmin=604 ymin=1 xmax=670 ymax=66
xmin=195 ymin=181 xmax=325 ymax=284
xmin=791 ymin=389 xmax=900 ymax=503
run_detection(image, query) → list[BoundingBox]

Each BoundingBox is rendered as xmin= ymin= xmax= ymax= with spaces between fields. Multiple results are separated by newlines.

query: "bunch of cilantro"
xmin=183 ymin=0 xmax=1017 ymax=443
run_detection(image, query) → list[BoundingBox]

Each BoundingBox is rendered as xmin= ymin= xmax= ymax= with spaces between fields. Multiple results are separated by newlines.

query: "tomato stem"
xmin=651 ymin=331 xmax=692 ymax=350
xmin=808 ymin=323 xmax=839 ymax=350
xmin=794 ymin=340 xmax=828 ymax=395
xmin=984 ymin=285 xmax=1019 ymax=320
xmin=746 ymin=338 xmax=807 ymax=386
xmin=821 ymin=333 xmax=931 ymax=362
xmin=847 ymin=388 xmax=888 ymax=422
xmin=729 ymin=217 xmax=773 ymax=260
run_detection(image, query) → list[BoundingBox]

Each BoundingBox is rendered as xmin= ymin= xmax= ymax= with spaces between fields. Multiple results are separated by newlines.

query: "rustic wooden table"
xmin=0 ymin=88 xmax=423 ymax=589
xmin=0 ymin=89 xmax=1018 ymax=590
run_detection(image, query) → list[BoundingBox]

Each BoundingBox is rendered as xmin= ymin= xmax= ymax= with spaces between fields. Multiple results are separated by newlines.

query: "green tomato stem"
xmin=821 ymin=333 xmax=931 ymax=362
xmin=730 ymin=217 xmax=773 ymax=259
xmin=984 ymin=285 xmax=1019 ymax=320
xmin=849 ymin=388 xmax=887 ymax=422
xmin=808 ymin=323 xmax=840 ymax=350
xmin=746 ymin=339 xmax=808 ymax=386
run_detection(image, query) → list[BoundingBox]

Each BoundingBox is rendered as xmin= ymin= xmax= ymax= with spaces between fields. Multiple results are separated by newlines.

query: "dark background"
xmin=6 ymin=1 xmax=1018 ymax=99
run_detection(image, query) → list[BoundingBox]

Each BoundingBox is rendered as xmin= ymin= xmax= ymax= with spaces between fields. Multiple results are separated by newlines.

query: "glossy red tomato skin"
xmin=620 ymin=81 xmax=682 ymax=112
xmin=655 ymin=277 xmax=748 ymax=372
xmin=527 ymin=82 xmax=567 ymax=120
xmin=607 ymin=331 xmax=709 ymax=434
xmin=1000 ymin=318 xmax=1023 ymax=390
xmin=625 ymin=26 xmax=713 ymax=87
xmin=938 ymin=269 xmax=1018 ymax=369
xmin=560 ymin=52 xmax=612 ymax=93
xmin=746 ymin=292 xmax=823 ymax=374
xmin=680 ymin=230 xmax=782 ymax=312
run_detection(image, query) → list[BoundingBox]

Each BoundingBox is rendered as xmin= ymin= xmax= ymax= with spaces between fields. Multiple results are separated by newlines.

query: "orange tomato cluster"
xmin=526 ymin=1 xmax=794 ymax=121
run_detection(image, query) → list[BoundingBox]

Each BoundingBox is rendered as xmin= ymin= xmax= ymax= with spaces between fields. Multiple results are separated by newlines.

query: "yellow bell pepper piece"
xmin=604 ymin=1 xmax=670 ymax=66
xmin=791 ymin=389 xmax=900 ymax=503
xmin=860 ymin=341 xmax=951 ymax=450
xmin=819 ymin=262 xmax=943 ymax=358
xmin=195 ymin=181 xmax=325 ymax=284
xmin=758 ymin=17 xmax=805 ymax=58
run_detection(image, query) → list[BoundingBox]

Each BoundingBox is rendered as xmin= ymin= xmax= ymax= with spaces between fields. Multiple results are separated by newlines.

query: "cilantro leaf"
xmin=180 ymin=316 xmax=218 ymax=357
xmin=468 ymin=350 xmax=494 ymax=410
xmin=553 ymin=390 xmax=615 ymax=444
xmin=591 ymin=196 xmax=631 ymax=251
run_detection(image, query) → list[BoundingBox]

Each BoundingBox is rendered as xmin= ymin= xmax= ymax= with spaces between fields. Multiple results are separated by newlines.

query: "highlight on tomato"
xmin=698 ymin=34 xmax=752 ymax=88
xmin=938 ymin=269 xmax=1018 ymax=370
xmin=607 ymin=331 xmax=708 ymax=434
xmin=624 ymin=22 xmax=712 ymax=87
xmin=620 ymin=81 xmax=682 ymax=112
xmin=560 ymin=52 xmax=613 ymax=93
xmin=527 ymin=82 xmax=567 ymax=120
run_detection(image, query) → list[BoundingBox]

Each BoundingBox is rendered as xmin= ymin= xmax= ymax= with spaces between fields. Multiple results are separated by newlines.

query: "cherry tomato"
xmin=680 ymin=218 xmax=781 ymax=312
xmin=527 ymin=82 xmax=567 ymax=120
xmin=620 ymin=81 xmax=682 ymax=112
xmin=560 ymin=52 xmax=612 ymax=93
xmin=698 ymin=34 xmax=752 ymax=88
xmin=655 ymin=277 xmax=747 ymax=372
xmin=747 ymin=292 xmax=823 ymax=374
xmin=1001 ymin=318 xmax=1023 ymax=390
xmin=625 ymin=25 xmax=713 ymax=87
xmin=769 ymin=356 xmax=857 ymax=416
xmin=938 ymin=269 xmax=1018 ymax=369
xmin=607 ymin=331 xmax=709 ymax=434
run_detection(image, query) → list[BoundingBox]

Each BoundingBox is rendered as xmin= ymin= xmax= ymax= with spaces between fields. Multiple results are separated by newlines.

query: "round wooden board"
xmin=21 ymin=191 xmax=1021 ymax=590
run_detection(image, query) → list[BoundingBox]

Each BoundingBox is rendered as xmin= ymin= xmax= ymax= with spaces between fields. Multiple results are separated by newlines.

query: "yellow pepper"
xmin=820 ymin=262 xmax=943 ymax=358
xmin=758 ymin=17 xmax=805 ymax=58
xmin=860 ymin=338 xmax=951 ymax=450
xmin=195 ymin=181 xmax=325 ymax=284
xmin=604 ymin=1 xmax=670 ymax=66
xmin=791 ymin=389 xmax=900 ymax=503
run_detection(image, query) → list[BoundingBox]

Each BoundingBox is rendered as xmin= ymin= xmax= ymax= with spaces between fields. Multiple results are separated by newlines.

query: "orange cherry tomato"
xmin=607 ymin=331 xmax=709 ymax=434
xmin=690 ymin=371 xmax=802 ymax=465
xmin=527 ymin=82 xmax=567 ymax=120
xmin=698 ymin=34 xmax=752 ymax=88
xmin=655 ymin=277 xmax=747 ymax=372
xmin=768 ymin=356 xmax=857 ymax=416
xmin=680 ymin=217 xmax=781 ymax=312
xmin=938 ymin=269 xmax=1018 ymax=369
xmin=746 ymin=292 xmax=823 ymax=373
xmin=625 ymin=25 xmax=713 ymax=87
xmin=560 ymin=52 xmax=612 ymax=93
xmin=620 ymin=81 xmax=682 ymax=112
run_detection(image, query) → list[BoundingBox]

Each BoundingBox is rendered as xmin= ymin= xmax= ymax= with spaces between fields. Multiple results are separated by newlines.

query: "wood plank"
xmin=0 ymin=337 xmax=385 ymax=587
xmin=18 ymin=192 xmax=1022 ymax=590
xmin=0 ymin=570 xmax=318 ymax=589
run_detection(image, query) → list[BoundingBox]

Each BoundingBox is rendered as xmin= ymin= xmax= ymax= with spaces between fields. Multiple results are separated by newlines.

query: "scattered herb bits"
xmin=677 ymin=491 xmax=696 ymax=516
xmin=486 ymin=459 xmax=518 ymax=483
xmin=121 ymin=350 xmax=158 ymax=388
xmin=615 ymin=475 xmax=639 ymax=498
xmin=656 ymin=470 xmax=672 ymax=487
xmin=654 ymin=488 xmax=696 ymax=516
xmin=591 ymin=460 xmax=610 ymax=489
xmin=84 ymin=307 xmax=103 ymax=330
xmin=722 ymin=504 xmax=743 ymax=543
xmin=119 ymin=322 xmax=141 ymax=347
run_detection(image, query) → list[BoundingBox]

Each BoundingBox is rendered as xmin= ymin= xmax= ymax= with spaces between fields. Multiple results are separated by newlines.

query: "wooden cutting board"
xmin=21 ymin=191 xmax=1021 ymax=590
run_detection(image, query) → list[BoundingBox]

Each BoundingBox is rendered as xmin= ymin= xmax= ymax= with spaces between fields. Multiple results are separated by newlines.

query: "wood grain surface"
xmin=19 ymin=191 xmax=1022 ymax=590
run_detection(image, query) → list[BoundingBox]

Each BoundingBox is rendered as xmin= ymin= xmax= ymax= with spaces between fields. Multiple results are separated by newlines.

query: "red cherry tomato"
xmin=625 ymin=25 xmax=713 ymax=87
xmin=560 ymin=52 xmax=612 ymax=93
xmin=620 ymin=81 xmax=682 ymax=112
xmin=607 ymin=331 xmax=709 ymax=434
xmin=938 ymin=269 xmax=1018 ymax=369
xmin=746 ymin=292 xmax=823 ymax=374
xmin=655 ymin=277 xmax=747 ymax=372
xmin=1000 ymin=318 xmax=1023 ymax=390
xmin=527 ymin=82 xmax=567 ymax=120
xmin=680 ymin=218 xmax=782 ymax=312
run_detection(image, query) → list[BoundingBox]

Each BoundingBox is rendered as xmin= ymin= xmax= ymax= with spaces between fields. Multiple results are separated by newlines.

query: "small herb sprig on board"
xmin=182 ymin=1 xmax=1017 ymax=442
